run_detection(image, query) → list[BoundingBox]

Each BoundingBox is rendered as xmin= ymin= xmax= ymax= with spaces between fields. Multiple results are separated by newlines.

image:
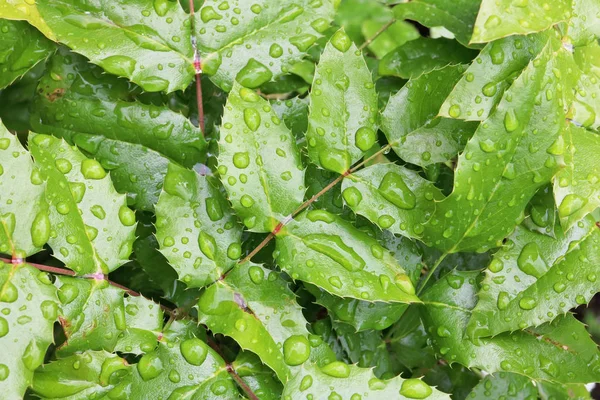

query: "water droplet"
xmin=118 ymin=206 xmax=136 ymax=226
xmin=198 ymin=232 xmax=217 ymax=260
xmin=355 ymin=127 xmax=376 ymax=151
xmin=200 ymin=6 xmax=222 ymax=22
xmin=180 ymin=338 xmax=208 ymax=365
xmin=31 ymin=211 xmax=50 ymax=248
xmin=0 ymin=316 xmax=8 ymax=338
xmin=58 ymin=283 xmax=79 ymax=304
xmin=489 ymin=42 xmax=505 ymax=65
xmin=0 ymin=364 xmax=8 ymax=381
xmin=342 ymin=187 xmax=362 ymax=207
xmin=539 ymin=355 xmax=558 ymax=377
xmin=56 ymin=201 xmax=70 ymax=215
xmin=248 ymin=265 xmax=264 ymax=284
xmin=331 ymin=30 xmax=352 ymax=52
xmin=55 ymin=158 xmax=72 ymax=174
xmin=378 ymin=215 xmax=395 ymax=229
xmin=235 ymin=318 xmax=247 ymax=332
xmin=517 ymin=242 xmax=547 ymax=278
xmin=504 ymin=110 xmax=519 ymax=132
xmin=290 ymin=33 xmax=317 ymax=52
xmin=484 ymin=15 xmax=501 ymax=29
xmin=243 ymin=108 xmax=261 ymax=131
xmin=237 ymin=59 xmax=273 ymax=88
xmin=328 ymin=276 xmax=342 ymax=288
xmin=394 ymin=274 xmax=415 ymax=295
xmin=40 ymin=300 xmax=58 ymax=320
xmin=300 ymin=374 xmax=313 ymax=391
xmin=519 ymin=296 xmax=537 ymax=310
xmin=558 ymin=194 xmax=586 ymax=217
xmin=227 ymin=243 xmax=242 ymax=260
xmin=81 ymin=159 xmax=107 ymax=180
xmin=437 ymin=326 xmax=451 ymax=337
xmin=269 ymin=43 xmax=283 ymax=58
xmin=139 ymin=76 xmax=169 ymax=92
xmin=321 ymin=361 xmax=350 ymax=378
xmin=91 ymin=205 xmax=106 ymax=220
xmin=0 ymin=281 xmax=17 ymax=302
xmin=283 ymin=335 xmax=311 ymax=366
xmin=399 ymin=378 xmax=432 ymax=399
xmin=304 ymin=234 xmax=365 ymax=272
xmin=482 ymin=82 xmax=497 ymax=97
xmin=240 ymin=194 xmax=255 ymax=208
xmin=233 ymin=152 xmax=250 ymax=169
xmin=137 ymin=353 xmax=163 ymax=381
xmin=378 ymin=172 xmax=416 ymax=210
xmin=448 ymin=104 xmax=461 ymax=118
xmin=319 ymin=149 xmax=350 ymax=173
xmin=497 ymin=291 xmax=510 ymax=310
xmin=101 ymin=55 xmax=136 ymax=77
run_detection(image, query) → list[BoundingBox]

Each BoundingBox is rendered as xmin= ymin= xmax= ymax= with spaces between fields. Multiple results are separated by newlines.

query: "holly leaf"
xmin=0 ymin=262 xmax=58 ymax=399
xmin=392 ymin=0 xmax=481 ymax=47
xmin=155 ymin=162 xmax=243 ymax=288
xmin=31 ymin=350 xmax=131 ymax=399
xmin=0 ymin=122 xmax=48 ymax=258
xmin=31 ymin=49 xmax=206 ymax=210
xmin=197 ymin=0 xmax=336 ymax=91
xmin=439 ymin=32 xmax=549 ymax=121
xmin=217 ymin=82 xmax=304 ymax=232
xmin=361 ymin=19 xmax=419 ymax=59
xmin=283 ymin=361 xmax=450 ymax=400
xmin=233 ymin=352 xmax=283 ymax=400
xmin=0 ymin=0 xmax=55 ymax=39
xmin=465 ymin=372 xmax=537 ymax=399
xmin=378 ymin=38 xmax=477 ymax=80
xmin=275 ymin=209 xmax=419 ymax=303
xmin=471 ymin=0 xmax=571 ymax=43
xmin=113 ymin=295 xmax=163 ymax=355
xmin=466 ymin=217 xmax=600 ymax=337
xmin=0 ymin=19 xmax=54 ymax=90
xmin=306 ymin=29 xmax=378 ymax=174
xmin=33 ymin=0 xmax=194 ymax=92
xmin=271 ymin=96 xmax=309 ymax=138
xmin=344 ymin=41 xmax=570 ymax=253
xmin=554 ymin=125 xmax=600 ymax=230
xmin=381 ymin=65 xmax=477 ymax=167
xmin=29 ymin=134 xmax=137 ymax=274
xmin=421 ymin=270 xmax=600 ymax=384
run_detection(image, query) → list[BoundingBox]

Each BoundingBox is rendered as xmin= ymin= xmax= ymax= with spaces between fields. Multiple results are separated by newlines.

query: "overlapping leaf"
xmin=306 ymin=29 xmax=378 ymax=174
xmin=31 ymin=49 xmax=206 ymax=210
xmin=421 ymin=270 xmax=600 ymax=384
xmin=217 ymin=82 xmax=304 ymax=232
xmin=0 ymin=122 xmax=48 ymax=258
xmin=29 ymin=134 xmax=136 ymax=274
xmin=381 ymin=65 xmax=477 ymax=167
xmin=275 ymin=209 xmax=420 ymax=302
xmin=0 ymin=19 xmax=54 ymax=89
xmin=344 ymin=42 xmax=570 ymax=253
xmin=471 ymin=0 xmax=571 ymax=43
xmin=155 ymin=162 xmax=242 ymax=288
xmin=0 ymin=262 xmax=58 ymax=399
xmin=467 ymin=217 xmax=600 ymax=337
xmin=465 ymin=372 xmax=537 ymax=399
xmin=197 ymin=0 xmax=336 ymax=91
xmin=0 ymin=0 xmax=55 ymax=39
xmin=233 ymin=352 xmax=283 ymax=400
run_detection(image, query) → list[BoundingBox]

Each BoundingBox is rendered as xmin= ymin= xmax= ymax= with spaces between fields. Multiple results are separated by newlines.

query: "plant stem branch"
xmin=358 ymin=19 xmax=396 ymax=51
xmin=227 ymin=364 xmax=259 ymax=400
xmin=188 ymin=0 xmax=205 ymax=134
xmin=417 ymin=252 xmax=448 ymax=295
xmin=1 ymin=257 xmax=76 ymax=276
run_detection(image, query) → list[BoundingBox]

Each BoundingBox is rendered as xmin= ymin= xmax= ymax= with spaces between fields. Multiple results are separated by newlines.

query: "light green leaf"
xmin=571 ymin=42 xmax=600 ymax=130
xmin=521 ymin=185 xmax=558 ymax=237
xmin=54 ymin=277 xmax=126 ymax=356
xmin=537 ymin=381 xmax=592 ymax=399
xmin=127 ymin=321 xmax=237 ymax=399
xmin=31 ymin=49 xmax=206 ymax=210
xmin=0 ymin=263 xmax=58 ymax=399
xmin=467 ymin=217 xmax=600 ymax=337
xmin=271 ymin=96 xmax=309 ymax=138
xmin=33 ymin=0 xmax=194 ymax=92
xmin=361 ymin=19 xmax=419 ymax=59
xmin=197 ymin=0 xmax=336 ymax=91
xmin=217 ymin=82 xmax=304 ymax=232
xmin=471 ymin=0 xmax=571 ymax=43
xmin=32 ymin=351 xmax=131 ymax=400
xmin=113 ymin=295 xmax=164 ymax=356
xmin=344 ymin=42 xmax=569 ymax=252
xmin=381 ymin=65 xmax=477 ymax=167
xmin=567 ymin=0 xmax=600 ymax=46
xmin=155 ymin=162 xmax=243 ymax=288
xmin=421 ymin=270 xmax=600 ymax=384
xmin=378 ymin=38 xmax=477 ymax=80
xmin=392 ymin=0 xmax=481 ymax=47
xmin=198 ymin=262 xmax=332 ymax=382
xmin=0 ymin=0 xmax=55 ymax=39
xmin=29 ymin=134 xmax=136 ymax=274
xmin=306 ymin=28 xmax=378 ymax=174
xmin=0 ymin=19 xmax=54 ymax=90
xmin=335 ymin=0 xmax=393 ymax=44
xmin=283 ymin=361 xmax=450 ymax=400
xmin=554 ymin=125 xmax=600 ymax=229
xmin=439 ymin=32 xmax=550 ymax=121
xmin=0 ymin=122 xmax=48 ymax=258
xmin=233 ymin=352 xmax=283 ymax=400
xmin=275 ymin=209 xmax=420 ymax=303
xmin=466 ymin=372 xmax=537 ymax=399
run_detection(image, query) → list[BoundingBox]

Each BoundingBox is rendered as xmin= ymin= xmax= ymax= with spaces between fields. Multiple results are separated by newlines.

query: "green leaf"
xmin=0 ymin=263 xmax=57 ymax=399
xmin=275 ymin=209 xmax=419 ymax=303
xmin=521 ymin=185 xmax=558 ymax=237
xmin=554 ymin=125 xmax=600 ymax=229
xmin=233 ymin=352 xmax=283 ymax=400
xmin=113 ymin=295 xmax=164 ymax=355
xmin=344 ymin=42 xmax=570 ymax=252
xmin=467 ymin=217 xmax=600 ymax=337
xmin=271 ymin=96 xmax=309 ymax=138
xmin=217 ymin=82 xmax=305 ymax=232
xmin=283 ymin=361 xmax=450 ymax=400
xmin=439 ymin=32 xmax=549 ymax=121
xmin=54 ymin=276 xmax=126 ymax=356
xmin=155 ymin=162 xmax=243 ymax=288
xmin=197 ymin=0 xmax=336 ymax=91
xmin=465 ymin=372 xmax=537 ymax=399
xmin=31 ymin=49 xmax=206 ymax=210
xmin=306 ymin=28 xmax=378 ymax=174
xmin=537 ymin=381 xmax=592 ymax=399
xmin=0 ymin=19 xmax=54 ymax=90
xmin=378 ymin=38 xmax=477 ymax=80
xmin=421 ymin=270 xmax=600 ymax=384
xmin=0 ymin=122 xmax=48 ymax=258
xmin=361 ymin=19 xmax=419 ymax=59
xmin=571 ymin=42 xmax=600 ymax=130
xmin=198 ymin=262 xmax=332 ymax=382
xmin=0 ymin=0 xmax=55 ymax=39
xmin=392 ymin=0 xmax=481 ymax=47
xmin=34 ymin=0 xmax=194 ymax=92
xmin=335 ymin=0 xmax=393 ymax=44
xmin=29 ymin=133 xmax=137 ymax=274
xmin=471 ymin=0 xmax=571 ymax=43
xmin=381 ymin=65 xmax=477 ymax=167
xmin=567 ymin=0 xmax=600 ymax=46
xmin=31 ymin=350 xmax=131 ymax=399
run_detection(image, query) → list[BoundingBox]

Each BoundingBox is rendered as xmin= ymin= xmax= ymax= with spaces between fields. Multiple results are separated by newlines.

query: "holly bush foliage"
xmin=1 ymin=0 xmax=600 ymax=399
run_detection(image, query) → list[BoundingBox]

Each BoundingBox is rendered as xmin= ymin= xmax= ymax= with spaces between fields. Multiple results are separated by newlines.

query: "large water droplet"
xmin=399 ymin=379 xmax=433 ymax=399
xmin=517 ymin=242 xmax=547 ymax=278
xmin=198 ymin=232 xmax=217 ymax=260
xmin=118 ymin=206 xmax=136 ymax=226
xmin=101 ymin=55 xmax=136 ymax=77
xmin=558 ymin=194 xmax=586 ymax=217
xmin=318 ymin=149 xmax=350 ymax=173
xmin=0 ymin=316 xmax=8 ymax=338
xmin=81 ymin=159 xmax=107 ymax=180
xmin=321 ymin=361 xmax=350 ymax=378
xmin=342 ymin=187 xmax=362 ymax=207
xmin=233 ymin=152 xmax=250 ymax=169
xmin=378 ymin=172 xmax=416 ymax=210
xmin=180 ymin=338 xmax=208 ymax=366
xmin=519 ymin=296 xmax=537 ymax=310
xmin=304 ymin=234 xmax=365 ymax=272
xmin=504 ymin=109 xmax=519 ymax=132
xmin=0 ymin=281 xmax=17 ymax=302
xmin=243 ymin=108 xmax=261 ymax=132
xmin=355 ymin=127 xmax=376 ymax=151
xmin=31 ymin=211 xmax=50 ymax=248
xmin=137 ymin=353 xmax=163 ymax=381
xmin=283 ymin=335 xmax=311 ymax=366
xmin=236 ymin=59 xmax=273 ymax=88
xmin=330 ymin=30 xmax=352 ymax=52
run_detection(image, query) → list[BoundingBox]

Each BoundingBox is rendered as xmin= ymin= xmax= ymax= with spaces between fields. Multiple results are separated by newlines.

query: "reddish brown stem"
xmin=1 ymin=257 xmax=76 ymax=276
xmin=227 ymin=364 xmax=259 ymax=400
xmin=188 ymin=0 xmax=205 ymax=134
